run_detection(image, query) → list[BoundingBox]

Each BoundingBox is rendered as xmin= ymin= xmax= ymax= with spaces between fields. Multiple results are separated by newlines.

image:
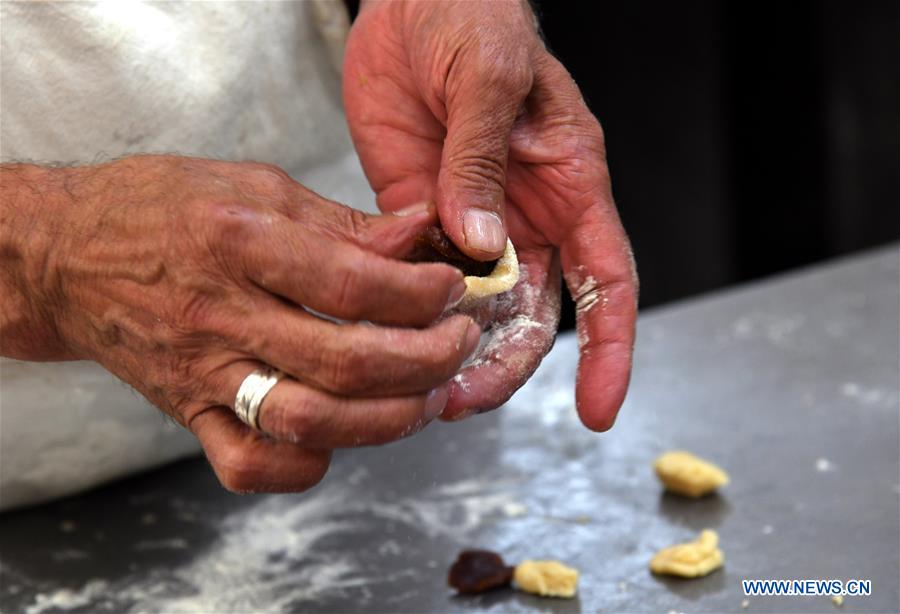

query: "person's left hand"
xmin=344 ymin=0 xmax=638 ymax=430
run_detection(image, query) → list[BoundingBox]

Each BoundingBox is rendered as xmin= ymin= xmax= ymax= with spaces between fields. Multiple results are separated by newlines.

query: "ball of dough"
xmin=653 ymin=450 xmax=729 ymax=497
xmin=650 ymin=529 xmax=724 ymax=578
xmin=459 ymin=239 xmax=519 ymax=308
xmin=513 ymin=560 xmax=579 ymax=598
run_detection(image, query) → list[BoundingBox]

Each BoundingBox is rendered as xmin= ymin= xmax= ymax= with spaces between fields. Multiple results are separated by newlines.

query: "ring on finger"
xmin=234 ymin=366 xmax=285 ymax=430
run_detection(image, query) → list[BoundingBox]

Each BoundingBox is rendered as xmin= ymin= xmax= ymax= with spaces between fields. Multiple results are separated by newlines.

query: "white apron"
xmin=0 ymin=0 xmax=375 ymax=510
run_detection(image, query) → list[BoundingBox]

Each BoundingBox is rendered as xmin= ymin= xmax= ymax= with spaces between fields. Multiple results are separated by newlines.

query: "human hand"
xmin=0 ymin=156 xmax=481 ymax=492
xmin=343 ymin=0 xmax=638 ymax=429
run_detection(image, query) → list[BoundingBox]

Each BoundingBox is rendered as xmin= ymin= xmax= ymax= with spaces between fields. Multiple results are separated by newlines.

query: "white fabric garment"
xmin=0 ymin=0 xmax=377 ymax=510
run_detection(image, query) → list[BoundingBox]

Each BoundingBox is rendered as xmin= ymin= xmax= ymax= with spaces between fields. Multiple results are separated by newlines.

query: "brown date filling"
xmin=447 ymin=549 xmax=514 ymax=594
xmin=407 ymin=227 xmax=499 ymax=278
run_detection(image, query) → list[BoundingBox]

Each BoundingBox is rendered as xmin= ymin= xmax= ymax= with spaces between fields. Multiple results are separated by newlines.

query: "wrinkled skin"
xmin=0 ymin=156 xmax=481 ymax=492
xmin=345 ymin=0 xmax=638 ymax=429
xmin=0 ymin=0 xmax=639 ymax=498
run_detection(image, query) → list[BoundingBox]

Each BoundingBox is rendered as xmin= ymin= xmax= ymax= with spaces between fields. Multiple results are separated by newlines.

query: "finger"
xmin=561 ymin=204 xmax=638 ymax=432
xmin=232 ymin=297 xmax=481 ymax=397
xmin=307 ymin=197 xmax=443 ymax=258
xmin=190 ymin=405 xmax=331 ymax=494
xmin=211 ymin=360 xmax=450 ymax=448
xmin=442 ymin=248 xmax=560 ymax=419
xmin=226 ymin=159 xmax=444 ymax=259
xmin=238 ymin=219 xmax=466 ymax=327
xmin=435 ymin=44 xmax=534 ymax=260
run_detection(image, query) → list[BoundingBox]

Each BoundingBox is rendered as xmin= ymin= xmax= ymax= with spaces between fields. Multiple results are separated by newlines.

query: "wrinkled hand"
xmin=344 ymin=0 xmax=638 ymax=429
xmin=1 ymin=156 xmax=480 ymax=492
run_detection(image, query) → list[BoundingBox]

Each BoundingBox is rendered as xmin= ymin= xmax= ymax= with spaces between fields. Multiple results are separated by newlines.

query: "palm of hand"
xmin=342 ymin=4 xmax=636 ymax=428
xmin=343 ymin=22 xmax=604 ymax=251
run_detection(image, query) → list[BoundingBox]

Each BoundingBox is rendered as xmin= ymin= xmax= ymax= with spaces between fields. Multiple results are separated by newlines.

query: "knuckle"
xmin=339 ymin=206 xmax=371 ymax=238
xmin=322 ymin=346 xmax=368 ymax=394
xmin=467 ymin=41 xmax=532 ymax=94
xmin=582 ymin=121 xmax=607 ymax=160
xmin=449 ymin=153 xmax=506 ymax=193
xmin=553 ymin=118 xmax=605 ymax=161
xmin=561 ymin=153 xmax=602 ymax=187
xmin=151 ymin=320 xmax=184 ymax=351
xmin=246 ymin=161 xmax=293 ymax=187
xmin=485 ymin=61 xmax=532 ymax=96
xmin=313 ymin=203 xmax=372 ymax=242
xmin=196 ymin=198 xmax=258 ymax=248
xmin=214 ymin=453 xmax=259 ymax=494
xmin=329 ymin=259 xmax=366 ymax=319
xmin=250 ymin=164 xmax=297 ymax=204
xmin=167 ymin=393 xmax=202 ymax=426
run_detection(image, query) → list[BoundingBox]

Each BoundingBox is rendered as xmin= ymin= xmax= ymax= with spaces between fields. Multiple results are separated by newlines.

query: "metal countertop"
xmin=1 ymin=246 xmax=898 ymax=613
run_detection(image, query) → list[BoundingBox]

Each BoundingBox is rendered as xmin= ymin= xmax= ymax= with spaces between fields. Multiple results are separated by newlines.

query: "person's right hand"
xmin=0 ymin=155 xmax=480 ymax=493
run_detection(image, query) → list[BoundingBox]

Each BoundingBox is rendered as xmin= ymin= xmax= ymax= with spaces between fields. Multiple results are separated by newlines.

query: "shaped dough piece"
xmin=650 ymin=529 xmax=724 ymax=578
xmin=459 ymin=239 xmax=519 ymax=308
xmin=513 ymin=560 xmax=579 ymax=598
xmin=654 ymin=450 xmax=729 ymax=497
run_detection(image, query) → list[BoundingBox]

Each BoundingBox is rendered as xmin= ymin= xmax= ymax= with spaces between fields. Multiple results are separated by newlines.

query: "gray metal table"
xmin=2 ymin=246 xmax=898 ymax=614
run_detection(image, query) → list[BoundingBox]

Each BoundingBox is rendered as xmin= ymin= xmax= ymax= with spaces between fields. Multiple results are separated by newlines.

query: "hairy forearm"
xmin=0 ymin=164 xmax=73 ymax=360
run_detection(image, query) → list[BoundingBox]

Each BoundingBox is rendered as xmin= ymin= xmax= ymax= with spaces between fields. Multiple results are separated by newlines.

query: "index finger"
xmin=561 ymin=203 xmax=638 ymax=431
xmin=232 ymin=212 xmax=466 ymax=328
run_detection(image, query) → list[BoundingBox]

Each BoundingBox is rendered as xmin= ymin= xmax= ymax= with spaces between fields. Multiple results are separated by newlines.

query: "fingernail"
xmin=424 ymin=385 xmax=450 ymax=420
xmin=393 ymin=201 xmax=431 ymax=217
xmin=463 ymin=209 xmax=506 ymax=254
xmin=462 ymin=322 xmax=482 ymax=360
xmin=444 ymin=279 xmax=468 ymax=312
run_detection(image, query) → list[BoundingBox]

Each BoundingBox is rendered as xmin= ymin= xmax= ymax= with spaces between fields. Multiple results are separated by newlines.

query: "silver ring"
xmin=234 ymin=367 xmax=285 ymax=430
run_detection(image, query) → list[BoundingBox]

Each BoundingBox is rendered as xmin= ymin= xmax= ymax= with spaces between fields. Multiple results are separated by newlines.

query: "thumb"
xmin=313 ymin=199 xmax=441 ymax=258
xmin=355 ymin=201 xmax=442 ymax=258
xmin=436 ymin=59 xmax=533 ymax=260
